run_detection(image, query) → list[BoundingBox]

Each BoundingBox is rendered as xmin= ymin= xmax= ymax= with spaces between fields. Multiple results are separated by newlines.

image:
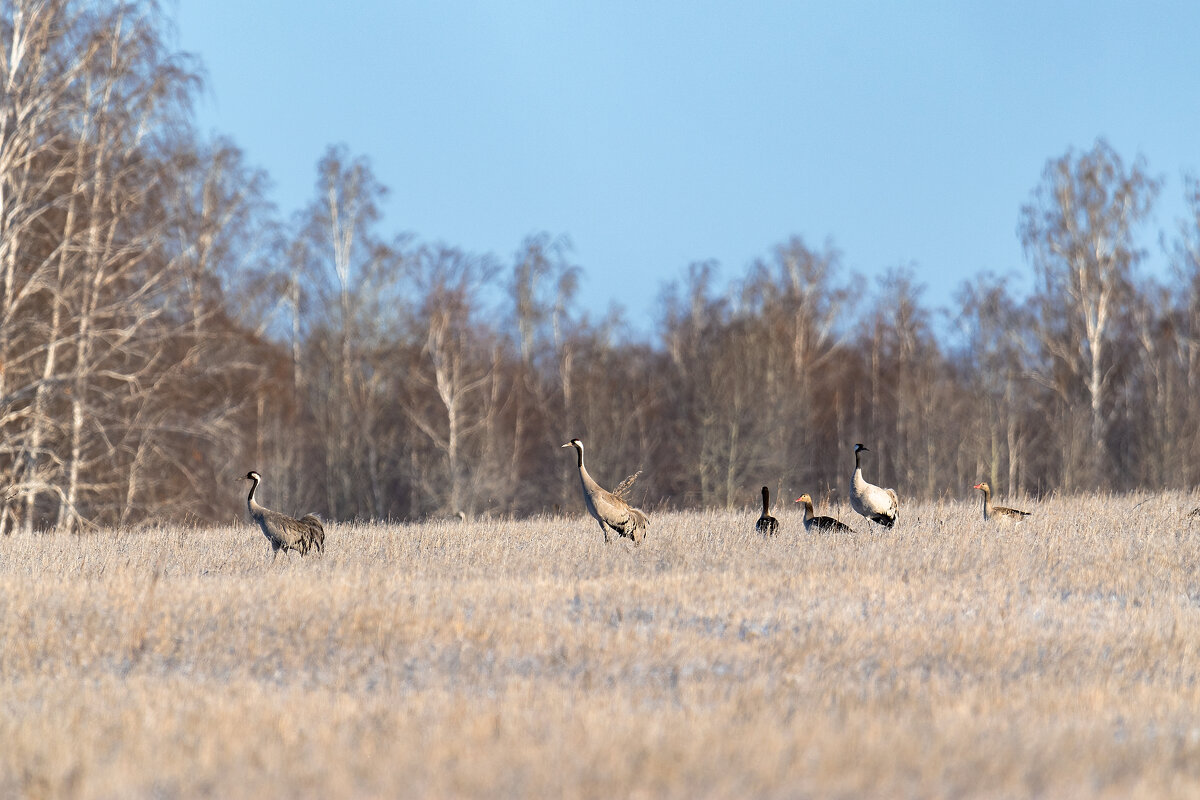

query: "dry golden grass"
xmin=4 ymin=491 xmax=1200 ymax=798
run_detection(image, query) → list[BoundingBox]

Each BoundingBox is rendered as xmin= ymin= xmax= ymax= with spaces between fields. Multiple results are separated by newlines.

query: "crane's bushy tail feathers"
xmin=622 ymin=506 xmax=650 ymax=545
xmin=299 ymin=514 xmax=325 ymax=555
xmin=629 ymin=507 xmax=649 ymax=530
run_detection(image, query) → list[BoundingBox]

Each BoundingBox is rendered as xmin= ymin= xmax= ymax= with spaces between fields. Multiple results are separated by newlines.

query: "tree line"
xmin=4 ymin=0 xmax=1200 ymax=533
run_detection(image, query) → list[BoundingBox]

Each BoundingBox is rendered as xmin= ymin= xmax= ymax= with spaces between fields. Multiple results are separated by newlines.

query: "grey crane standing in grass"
xmin=755 ymin=486 xmax=780 ymax=535
xmin=972 ymin=482 xmax=1030 ymax=522
xmin=794 ymin=493 xmax=855 ymax=533
xmin=241 ymin=470 xmax=325 ymax=560
xmin=849 ymin=443 xmax=898 ymax=528
xmin=561 ymin=438 xmax=649 ymax=544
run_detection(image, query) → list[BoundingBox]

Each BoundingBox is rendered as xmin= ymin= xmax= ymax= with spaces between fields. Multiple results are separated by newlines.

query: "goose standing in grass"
xmin=794 ymin=493 xmax=854 ymax=533
xmin=241 ymin=470 xmax=325 ymax=560
xmin=755 ymin=486 xmax=780 ymax=535
xmin=561 ymin=438 xmax=649 ymax=544
xmin=849 ymin=443 xmax=898 ymax=528
xmin=972 ymin=482 xmax=1030 ymax=521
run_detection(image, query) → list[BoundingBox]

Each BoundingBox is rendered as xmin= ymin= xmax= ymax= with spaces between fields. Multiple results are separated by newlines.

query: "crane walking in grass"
xmin=561 ymin=438 xmax=649 ymax=544
xmin=849 ymin=443 xmax=899 ymax=528
xmin=241 ymin=470 xmax=325 ymax=561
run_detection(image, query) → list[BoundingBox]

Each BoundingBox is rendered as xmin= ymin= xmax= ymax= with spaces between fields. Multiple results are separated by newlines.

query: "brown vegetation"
xmin=5 ymin=2 xmax=1200 ymax=531
xmin=4 ymin=493 xmax=1200 ymax=798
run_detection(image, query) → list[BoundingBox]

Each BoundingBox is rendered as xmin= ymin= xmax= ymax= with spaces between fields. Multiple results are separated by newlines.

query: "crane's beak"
xmin=560 ymin=442 xmax=572 ymax=448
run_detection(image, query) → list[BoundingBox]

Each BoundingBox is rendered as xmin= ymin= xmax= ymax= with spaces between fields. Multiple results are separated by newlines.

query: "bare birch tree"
xmin=0 ymin=0 xmax=98 ymax=531
xmin=398 ymin=245 xmax=507 ymax=517
xmin=1 ymin=0 xmax=280 ymax=531
xmin=742 ymin=238 xmax=850 ymax=495
xmin=955 ymin=273 xmax=1036 ymax=495
xmin=1020 ymin=140 xmax=1158 ymax=489
xmin=506 ymin=233 xmax=581 ymax=510
xmin=289 ymin=145 xmax=406 ymax=518
xmin=1161 ymin=174 xmax=1200 ymax=486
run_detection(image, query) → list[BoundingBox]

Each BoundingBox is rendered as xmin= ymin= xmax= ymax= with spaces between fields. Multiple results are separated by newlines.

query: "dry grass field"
xmin=4 ymin=490 xmax=1200 ymax=798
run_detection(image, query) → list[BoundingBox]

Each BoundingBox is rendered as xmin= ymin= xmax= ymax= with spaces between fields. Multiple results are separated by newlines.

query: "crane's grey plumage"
xmin=242 ymin=470 xmax=325 ymax=560
xmin=755 ymin=486 xmax=779 ymax=535
xmin=298 ymin=513 xmax=325 ymax=553
xmin=561 ymin=439 xmax=649 ymax=544
xmin=973 ymin=482 xmax=1030 ymax=521
xmin=849 ymin=444 xmax=898 ymax=528
xmin=794 ymin=493 xmax=854 ymax=533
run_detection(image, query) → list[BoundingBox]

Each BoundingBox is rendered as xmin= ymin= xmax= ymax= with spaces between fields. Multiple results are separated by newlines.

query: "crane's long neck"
xmin=980 ymin=485 xmax=992 ymax=514
xmin=572 ymin=446 xmax=605 ymax=500
xmin=247 ymin=476 xmax=260 ymax=513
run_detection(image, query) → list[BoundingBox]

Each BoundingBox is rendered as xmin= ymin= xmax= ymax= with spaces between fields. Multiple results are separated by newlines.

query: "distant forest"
xmin=4 ymin=1 xmax=1200 ymax=533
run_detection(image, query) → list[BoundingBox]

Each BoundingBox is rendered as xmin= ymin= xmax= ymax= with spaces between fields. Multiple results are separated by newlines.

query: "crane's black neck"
xmin=246 ymin=474 xmax=260 ymax=505
xmin=572 ymin=443 xmax=584 ymax=469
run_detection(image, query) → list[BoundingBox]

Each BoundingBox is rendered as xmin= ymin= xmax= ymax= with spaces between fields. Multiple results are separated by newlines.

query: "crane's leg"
xmin=598 ymin=521 xmax=611 ymax=544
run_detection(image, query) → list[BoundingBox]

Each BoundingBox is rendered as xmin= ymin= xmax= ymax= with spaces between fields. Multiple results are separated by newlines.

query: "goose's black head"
xmin=854 ymin=443 xmax=868 ymax=453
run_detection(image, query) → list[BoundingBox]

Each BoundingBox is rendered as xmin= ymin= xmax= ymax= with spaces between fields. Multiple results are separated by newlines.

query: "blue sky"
xmin=176 ymin=2 xmax=1200 ymax=338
